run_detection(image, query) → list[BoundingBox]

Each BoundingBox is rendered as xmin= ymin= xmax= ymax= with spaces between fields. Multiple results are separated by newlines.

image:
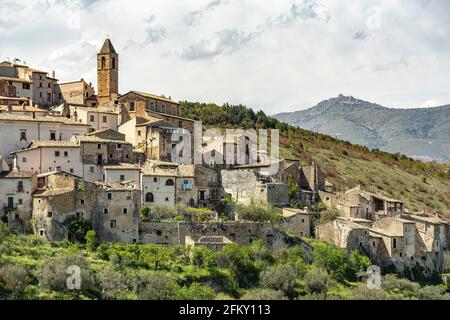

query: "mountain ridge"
xmin=273 ymin=95 xmax=450 ymax=163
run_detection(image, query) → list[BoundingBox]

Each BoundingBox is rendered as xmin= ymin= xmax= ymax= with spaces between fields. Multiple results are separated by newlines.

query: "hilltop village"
xmin=0 ymin=38 xmax=449 ymax=277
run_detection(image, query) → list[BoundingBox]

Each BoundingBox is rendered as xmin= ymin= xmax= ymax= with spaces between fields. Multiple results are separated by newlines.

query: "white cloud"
xmin=1 ymin=0 xmax=449 ymax=114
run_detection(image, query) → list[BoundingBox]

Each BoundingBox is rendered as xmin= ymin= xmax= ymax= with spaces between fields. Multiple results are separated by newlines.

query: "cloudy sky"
xmin=1 ymin=0 xmax=449 ymax=114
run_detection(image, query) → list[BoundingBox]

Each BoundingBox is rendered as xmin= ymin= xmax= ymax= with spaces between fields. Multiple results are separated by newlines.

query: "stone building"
xmin=12 ymin=140 xmax=82 ymax=176
xmin=33 ymin=178 xmax=140 ymax=243
xmin=141 ymin=161 xmax=177 ymax=207
xmin=316 ymin=215 xmax=446 ymax=276
xmin=103 ymin=163 xmax=141 ymax=184
xmin=0 ymin=104 xmax=47 ymax=116
xmin=185 ymin=235 xmax=233 ymax=250
xmin=335 ymin=186 xmax=404 ymax=221
xmin=0 ymin=114 xmax=89 ymax=165
xmin=57 ymin=104 xmax=119 ymax=132
xmin=58 ymin=79 xmax=96 ymax=106
xmin=97 ymin=38 xmax=118 ymax=105
xmin=220 ymin=168 xmax=289 ymax=206
xmin=0 ymin=169 xmax=37 ymax=233
xmin=281 ymin=207 xmax=312 ymax=238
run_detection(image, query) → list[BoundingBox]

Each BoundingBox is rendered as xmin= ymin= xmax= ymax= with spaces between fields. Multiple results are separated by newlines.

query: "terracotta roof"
xmin=34 ymin=188 xmax=73 ymax=197
xmin=0 ymin=114 xmax=90 ymax=126
xmin=122 ymin=90 xmax=179 ymax=105
xmin=77 ymin=136 xmax=128 ymax=144
xmin=103 ymin=163 xmax=142 ymax=170
xmin=0 ymin=170 xmax=36 ymax=178
xmin=0 ymin=76 xmax=33 ymax=84
xmin=0 ymin=105 xmax=46 ymax=113
xmin=73 ymin=106 xmax=119 ymax=114
xmin=12 ymin=140 xmax=79 ymax=153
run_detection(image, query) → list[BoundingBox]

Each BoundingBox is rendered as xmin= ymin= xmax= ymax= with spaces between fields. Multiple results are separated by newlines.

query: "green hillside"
xmin=180 ymin=101 xmax=450 ymax=215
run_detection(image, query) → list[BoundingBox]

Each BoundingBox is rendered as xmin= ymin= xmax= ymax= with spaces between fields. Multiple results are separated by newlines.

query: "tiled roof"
xmin=103 ymin=163 xmax=142 ymax=170
xmin=0 ymin=114 xmax=90 ymax=126
xmin=77 ymin=135 xmax=128 ymax=144
xmin=0 ymin=105 xmax=46 ymax=112
xmin=0 ymin=76 xmax=33 ymax=83
xmin=122 ymin=90 xmax=179 ymax=105
xmin=0 ymin=170 xmax=36 ymax=178
xmin=34 ymin=188 xmax=73 ymax=197
xmin=12 ymin=140 xmax=79 ymax=154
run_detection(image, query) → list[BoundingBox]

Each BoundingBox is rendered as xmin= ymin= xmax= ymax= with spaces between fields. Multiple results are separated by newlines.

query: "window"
xmin=97 ymin=144 xmax=101 ymax=149
xmin=22 ymin=83 xmax=30 ymax=90
xmin=17 ymin=199 xmax=23 ymax=205
xmin=145 ymin=193 xmax=154 ymax=203
xmin=165 ymin=197 xmax=169 ymax=202
xmin=130 ymin=102 xmax=135 ymax=111
xmin=393 ymin=238 xmax=397 ymax=249
xmin=90 ymin=115 xmax=95 ymax=122
xmin=165 ymin=179 xmax=174 ymax=186
xmin=39 ymin=83 xmax=42 ymax=88
xmin=123 ymin=208 xmax=128 ymax=214
xmin=103 ymin=208 xmax=108 ymax=214
xmin=89 ymin=166 xmax=95 ymax=173
xmin=50 ymin=131 xmax=56 ymax=141
xmin=101 ymin=56 xmax=106 ymax=69
xmin=39 ymin=229 xmax=44 ymax=236
xmin=137 ymin=130 xmax=141 ymax=137
xmin=117 ymin=144 xmax=122 ymax=149
xmin=107 ymin=193 xmax=112 ymax=200
xmin=103 ymin=116 xmax=107 ymax=123
xmin=126 ymin=193 xmax=131 ymax=200
xmin=110 ymin=220 xmax=117 ymax=228
xmin=22 ymin=157 xmax=27 ymax=163
xmin=112 ymin=57 xmax=116 ymax=69
xmin=80 ymin=199 xmax=84 ymax=204
xmin=47 ymin=93 xmax=51 ymax=102
xmin=109 ymin=154 xmax=113 ymax=159
xmin=17 ymin=181 xmax=24 ymax=192
xmin=48 ymin=83 xmax=51 ymax=88
xmin=301 ymin=218 xmax=305 ymax=223
xmin=153 ymin=177 xmax=158 ymax=182
xmin=120 ymin=175 xmax=125 ymax=181
xmin=47 ymin=212 xmax=53 ymax=218
xmin=64 ymin=151 xmax=68 ymax=157
xmin=20 ymin=130 xmax=27 ymax=141
xmin=70 ymin=168 xmax=74 ymax=173
xmin=55 ymin=151 xmax=60 ymax=157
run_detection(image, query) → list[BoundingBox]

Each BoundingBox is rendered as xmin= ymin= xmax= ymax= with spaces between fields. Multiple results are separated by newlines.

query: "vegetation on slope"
xmin=1 ymin=222 xmax=449 ymax=300
xmin=180 ymin=101 xmax=450 ymax=215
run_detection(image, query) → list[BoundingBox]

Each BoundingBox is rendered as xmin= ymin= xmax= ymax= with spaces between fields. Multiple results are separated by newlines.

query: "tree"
xmin=260 ymin=264 xmax=297 ymax=298
xmin=86 ymin=230 xmax=98 ymax=252
xmin=304 ymin=266 xmax=330 ymax=295
xmin=138 ymin=272 xmax=179 ymax=300
xmin=68 ymin=216 xmax=92 ymax=243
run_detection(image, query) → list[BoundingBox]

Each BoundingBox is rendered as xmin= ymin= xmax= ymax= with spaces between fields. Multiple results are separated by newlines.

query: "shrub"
xmin=260 ymin=264 xmax=297 ymax=298
xmin=68 ymin=216 xmax=92 ymax=243
xmin=0 ymin=221 xmax=9 ymax=244
xmin=304 ymin=266 xmax=330 ymax=295
xmin=0 ymin=264 xmax=29 ymax=293
xmin=138 ymin=272 xmax=179 ymax=300
xmin=85 ymin=230 xmax=98 ymax=252
xmin=177 ymin=283 xmax=216 ymax=300
xmin=240 ymin=288 xmax=287 ymax=300
xmin=235 ymin=201 xmax=282 ymax=223
xmin=36 ymin=254 xmax=97 ymax=296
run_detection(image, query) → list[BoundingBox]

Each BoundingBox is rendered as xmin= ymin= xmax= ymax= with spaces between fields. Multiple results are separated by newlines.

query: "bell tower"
xmin=97 ymin=37 xmax=118 ymax=105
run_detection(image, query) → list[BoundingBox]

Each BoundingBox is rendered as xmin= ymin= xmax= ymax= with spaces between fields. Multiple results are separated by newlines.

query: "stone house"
xmin=69 ymin=105 xmax=119 ymax=132
xmin=185 ymin=235 xmax=233 ymax=250
xmin=0 ymin=169 xmax=37 ymax=233
xmin=335 ymin=186 xmax=404 ymax=221
xmin=58 ymin=79 xmax=96 ymax=106
xmin=281 ymin=207 xmax=312 ymax=238
xmin=141 ymin=161 xmax=178 ymax=207
xmin=103 ymin=163 xmax=142 ymax=183
xmin=12 ymin=140 xmax=82 ymax=176
xmin=33 ymin=178 xmax=140 ymax=243
xmin=0 ymin=114 xmax=89 ymax=165
xmin=220 ymin=168 xmax=289 ymax=206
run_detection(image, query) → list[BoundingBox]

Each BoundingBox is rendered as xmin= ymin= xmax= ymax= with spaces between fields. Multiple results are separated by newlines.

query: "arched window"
xmin=101 ymin=56 xmax=106 ymax=69
xmin=145 ymin=192 xmax=154 ymax=203
xmin=165 ymin=179 xmax=174 ymax=186
xmin=112 ymin=57 xmax=116 ymax=69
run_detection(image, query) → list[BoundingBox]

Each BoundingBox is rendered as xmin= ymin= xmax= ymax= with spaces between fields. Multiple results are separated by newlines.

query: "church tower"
xmin=97 ymin=37 xmax=118 ymax=105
